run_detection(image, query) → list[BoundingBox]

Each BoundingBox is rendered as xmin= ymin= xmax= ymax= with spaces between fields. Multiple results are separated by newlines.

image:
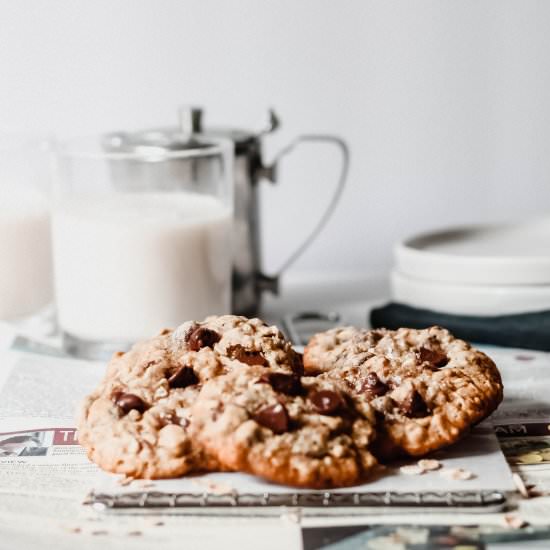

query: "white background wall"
xmin=2 ymin=0 xmax=550 ymax=279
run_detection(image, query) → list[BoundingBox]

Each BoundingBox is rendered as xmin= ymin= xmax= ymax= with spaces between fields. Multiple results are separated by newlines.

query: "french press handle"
xmin=256 ymin=134 xmax=350 ymax=294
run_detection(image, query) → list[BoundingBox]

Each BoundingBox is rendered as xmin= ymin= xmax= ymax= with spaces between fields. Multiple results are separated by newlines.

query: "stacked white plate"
xmin=392 ymin=218 xmax=550 ymax=316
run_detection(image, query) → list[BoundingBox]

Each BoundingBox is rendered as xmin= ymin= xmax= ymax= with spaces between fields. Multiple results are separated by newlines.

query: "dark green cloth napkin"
xmin=370 ymin=303 xmax=550 ymax=351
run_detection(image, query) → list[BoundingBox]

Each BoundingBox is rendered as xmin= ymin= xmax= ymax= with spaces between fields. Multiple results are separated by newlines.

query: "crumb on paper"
xmin=399 ymin=464 xmax=425 ymax=476
xmin=503 ymin=513 xmax=528 ymax=529
xmin=417 ymin=459 xmax=441 ymax=471
xmin=117 ymin=475 xmax=135 ymax=486
xmin=515 ymin=354 xmax=535 ymax=362
xmin=62 ymin=526 xmax=82 ymax=534
xmin=513 ymin=473 xmax=530 ymax=499
xmin=191 ymin=477 xmax=236 ymax=495
xmin=439 ymin=467 xmax=475 ymax=480
xmin=134 ymin=479 xmax=156 ymax=489
xmin=142 ymin=518 xmax=166 ymax=528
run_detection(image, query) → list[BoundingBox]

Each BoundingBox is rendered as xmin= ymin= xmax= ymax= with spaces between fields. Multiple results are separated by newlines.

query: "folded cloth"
xmin=370 ymin=303 xmax=550 ymax=351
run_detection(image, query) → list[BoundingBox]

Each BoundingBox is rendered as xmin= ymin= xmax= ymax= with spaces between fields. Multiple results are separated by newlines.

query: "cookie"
xmin=169 ymin=315 xmax=303 ymax=379
xmin=303 ymin=326 xmax=388 ymax=374
xmin=305 ymin=326 xmax=503 ymax=459
xmin=78 ymin=315 xmax=302 ymax=478
xmin=77 ymin=332 xmax=210 ymax=478
xmin=190 ymin=367 xmax=379 ymax=488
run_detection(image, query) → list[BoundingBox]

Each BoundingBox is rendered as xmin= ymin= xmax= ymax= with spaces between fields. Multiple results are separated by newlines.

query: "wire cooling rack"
xmin=84 ymin=490 xmax=508 ymax=516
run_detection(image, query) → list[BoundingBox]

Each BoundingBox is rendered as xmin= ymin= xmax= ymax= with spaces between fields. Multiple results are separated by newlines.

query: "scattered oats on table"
xmin=417 ymin=459 xmax=441 ymax=471
xmin=439 ymin=467 xmax=475 ymax=480
xmin=399 ymin=464 xmax=425 ymax=475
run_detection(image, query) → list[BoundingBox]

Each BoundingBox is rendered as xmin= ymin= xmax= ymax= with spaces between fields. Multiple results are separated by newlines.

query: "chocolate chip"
xmin=361 ymin=372 xmax=389 ymax=398
xmin=418 ymin=346 xmax=448 ymax=368
xmin=168 ymin=366 xmax=199 ymax=389
xmin=310 ymin=390 xmax=344 ymax=415
xmin=187 ymin=327 xmax=221 ymax=351
xmin=398 ymin=389 xmax=429 ymax=418
xmin=291 ymin=352 xmax=304 ymax=376
xmin=254 ymin=403 xmax=289 ymax=434
xmin=115 ymin=393 xmax=148 ymax=415
xmin=227 ymin=345 xmax=267 ymax=366
xmin=258 ymin=372 xmax=302 ymax=396
xmin=111 ymin=390 xmax=123 ymax=403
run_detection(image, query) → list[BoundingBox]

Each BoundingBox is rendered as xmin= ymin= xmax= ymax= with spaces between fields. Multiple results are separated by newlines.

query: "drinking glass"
xmin=0 ymin=134 xmax=52 ymax=321
xmin=51 ymin=135 xmax=233 ymax=359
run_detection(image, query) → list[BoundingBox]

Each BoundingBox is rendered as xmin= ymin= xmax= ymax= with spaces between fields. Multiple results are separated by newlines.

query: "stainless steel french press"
xmin=103 ymin=107 xmax=349 ymax=316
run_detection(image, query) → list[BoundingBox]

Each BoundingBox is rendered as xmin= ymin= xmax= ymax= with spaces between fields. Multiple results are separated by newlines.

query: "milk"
xmin=52 ymin=193 xmax=232 ymax=343
xmin=0 ymin=188 xmax=53 ymax=319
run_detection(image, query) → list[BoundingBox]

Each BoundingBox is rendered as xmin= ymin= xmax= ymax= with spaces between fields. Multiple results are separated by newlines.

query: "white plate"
xmin=395 ymin=218 xmax=550 ymax=285
xmin=391 ymin=270 xmax=550 ymax=316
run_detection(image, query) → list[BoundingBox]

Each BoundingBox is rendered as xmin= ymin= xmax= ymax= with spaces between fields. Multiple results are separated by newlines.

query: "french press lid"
xmin=103 ymin=106 xmax=279 ymax=157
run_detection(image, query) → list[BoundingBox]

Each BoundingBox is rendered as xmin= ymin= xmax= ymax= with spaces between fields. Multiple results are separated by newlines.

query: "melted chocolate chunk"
xmin=254 ymin=403 xmax=289 ymax=434
xmin=115 ymin=393 xmax=148 ymax=415
xmin=418 ymin=346 xmax=448 ymax=368
xmin=258 ymin=372 xmax=302 ymax=396
xmin=398 ymin=389 xmax=429 ymax=418
xmin=187 ymin=327 xmax=221 ymax=351
xmin=168 ymin=366 xmax=199 ymax=389
xmin=310 ymin=390 xmax=344 ymax=415
xmin=361 ymin=372 xmax=389 ymax=398
xmin=228 ymin=345 xmax=267 ymax=366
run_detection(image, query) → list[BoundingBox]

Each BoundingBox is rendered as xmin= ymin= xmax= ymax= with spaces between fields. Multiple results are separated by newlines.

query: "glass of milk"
xmin=0 ymin=135 xmax=53 ymax=321
xmin=51 ymin=135 xmax=233 ymax=359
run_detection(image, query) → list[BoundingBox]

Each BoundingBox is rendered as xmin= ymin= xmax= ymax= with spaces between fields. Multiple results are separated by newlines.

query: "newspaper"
xmin=0 ymin=348 xmax=515 ymax=501
xmin=0 ymin=350 xmax=104 ymax=498
xmin=486 ymin=347 xmax=550 ymax=499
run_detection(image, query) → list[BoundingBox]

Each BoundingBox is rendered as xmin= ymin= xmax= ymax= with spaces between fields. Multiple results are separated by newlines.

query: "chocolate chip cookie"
xmin=77 ymin=332 xmax=209 ymax=478
xmin=169 ymin=315 xmax=303 ymax=379
xmin=190 ymin=367 xmax=379 ymax=488
xmin=305 ymin=326 xmax=503 ymax=459
xmin=78 ymin=315 xmax=302 ymax=478
xmin=303 ymin=326 xmax=388 ymax=375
